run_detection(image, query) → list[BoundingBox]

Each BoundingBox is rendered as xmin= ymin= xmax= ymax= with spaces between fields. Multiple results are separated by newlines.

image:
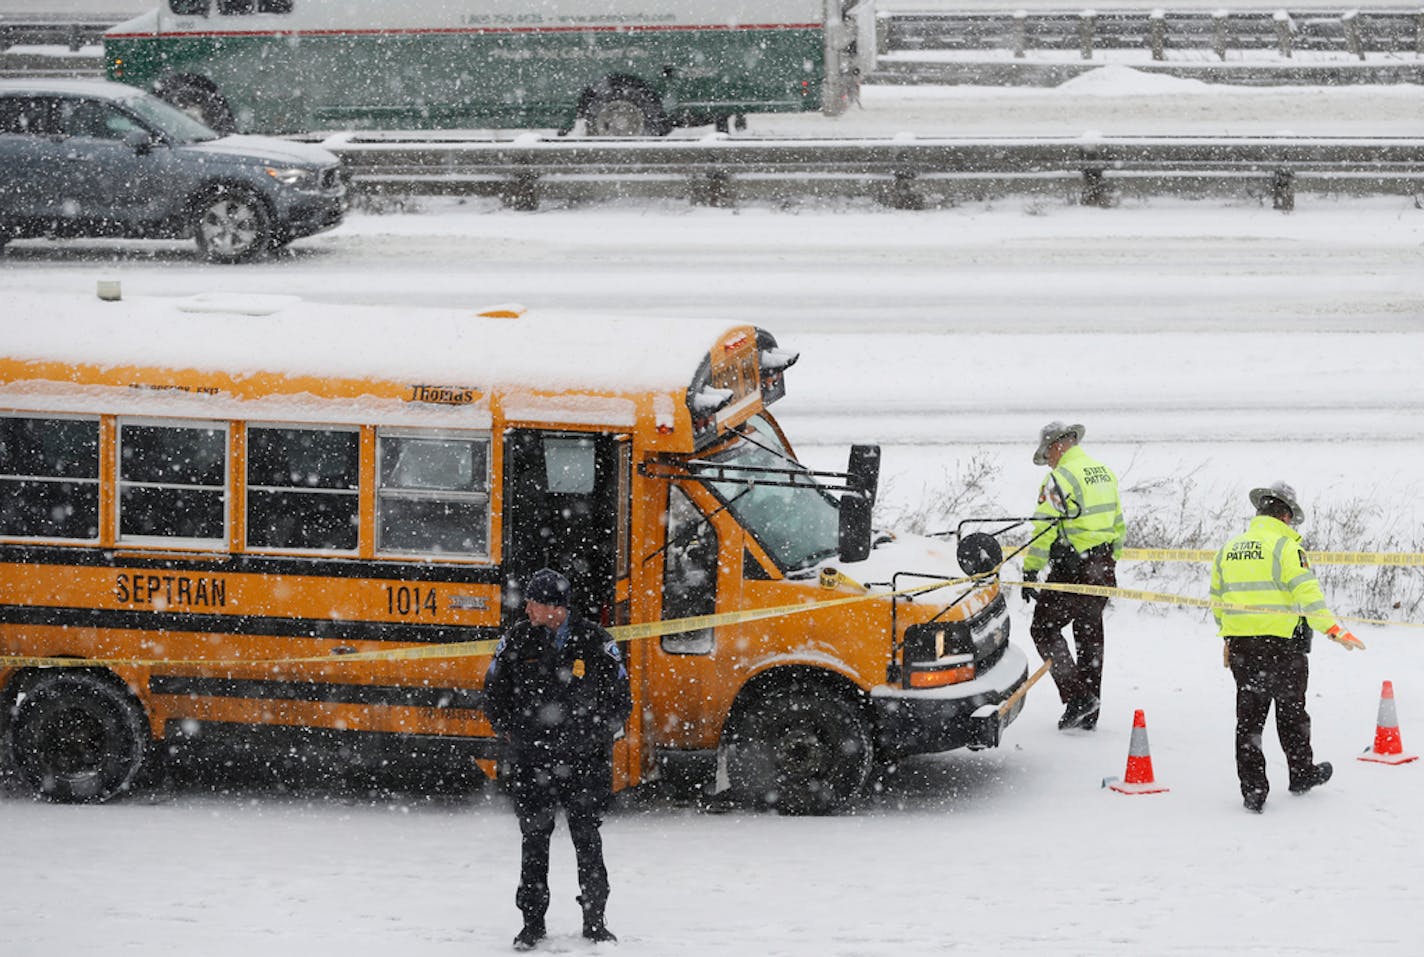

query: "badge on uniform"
xmin=572 ymin=659 xmax=586 ymax=678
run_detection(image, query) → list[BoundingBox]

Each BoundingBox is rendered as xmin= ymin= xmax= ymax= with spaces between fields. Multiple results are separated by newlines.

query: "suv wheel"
xmin=193 ymin=186 xmax=273 ymax=263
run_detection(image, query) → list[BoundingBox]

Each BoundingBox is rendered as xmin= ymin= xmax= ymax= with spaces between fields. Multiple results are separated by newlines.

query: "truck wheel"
xmin=725 ymin=683 xmax=873 ymax=815
xmin=585 ymin=85 xmax=668 ymax=137
xmin=193 ymin=186 xmax=273 ymax=263
xmin=159 ymin=79 xmax=235 ymax=134
xmin=9 ymin=672 xmax=149 ymax=803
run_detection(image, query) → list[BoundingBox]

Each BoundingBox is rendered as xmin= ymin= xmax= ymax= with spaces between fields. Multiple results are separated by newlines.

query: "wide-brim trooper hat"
xmin=1249 ymin=481 xmax=1305 ymax=525
xmin=1033 ymin=421 xmax=1086 ymax=466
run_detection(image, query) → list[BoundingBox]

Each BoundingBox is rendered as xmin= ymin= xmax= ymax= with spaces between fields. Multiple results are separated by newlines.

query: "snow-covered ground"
xmin=3 ymin=71 xmax=1424 ymax=956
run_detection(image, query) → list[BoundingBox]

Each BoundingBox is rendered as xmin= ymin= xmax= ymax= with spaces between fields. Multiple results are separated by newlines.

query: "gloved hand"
xmin=1326 ymin=624 xmax=1365 ymax=651
xmin=1022 ymin=569 xmax=1039 ymax=604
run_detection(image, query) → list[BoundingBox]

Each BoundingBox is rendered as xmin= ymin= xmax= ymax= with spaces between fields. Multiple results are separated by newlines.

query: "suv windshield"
xmin=692 ymin=429 xmax=839 ymax=573
xmin=122 ymin=93 xmax=218 ymax=144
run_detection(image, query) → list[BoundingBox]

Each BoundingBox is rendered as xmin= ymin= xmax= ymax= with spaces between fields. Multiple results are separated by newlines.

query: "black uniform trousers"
xmin=508 ymin=748 xmax=613 ymax=923
xmin=1227 ymin=635 xmax=1314 ymax=800
xmin=1030 ymin=547 xmax=1116 ymax=706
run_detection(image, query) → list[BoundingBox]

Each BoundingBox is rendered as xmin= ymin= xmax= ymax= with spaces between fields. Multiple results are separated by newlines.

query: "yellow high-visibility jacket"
xmin=1211 ymin=514 xmax=1339 ymax=638
xmin=1024 ymin=445 xmax=1126 ymax=575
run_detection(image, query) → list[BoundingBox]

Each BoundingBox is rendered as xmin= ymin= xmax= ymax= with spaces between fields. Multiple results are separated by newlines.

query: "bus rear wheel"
xmin=193 ymin=185 xmax=273 ymax=263
xmin=584 ymin=84 xmax=669 ymax=137
xmin=725 ymin=682 xmax=873 ymax=815
xmin=9 ymin=671 xmax=149 ymax=803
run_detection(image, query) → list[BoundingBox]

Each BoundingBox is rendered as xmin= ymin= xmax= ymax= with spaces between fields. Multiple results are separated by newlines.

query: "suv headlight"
xmin=264 ymin=166 xmax=315 ymax=188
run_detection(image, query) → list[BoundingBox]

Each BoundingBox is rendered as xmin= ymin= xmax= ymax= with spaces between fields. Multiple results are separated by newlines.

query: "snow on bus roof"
xmin=2 ymin=290 xmax=753 ymax=396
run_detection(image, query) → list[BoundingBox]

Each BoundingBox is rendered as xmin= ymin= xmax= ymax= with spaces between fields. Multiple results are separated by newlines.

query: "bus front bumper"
xmin=869 ymin=643 xmax=1030 ymax=759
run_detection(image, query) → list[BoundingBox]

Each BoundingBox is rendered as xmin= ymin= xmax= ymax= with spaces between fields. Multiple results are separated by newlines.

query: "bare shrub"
xmin=881 ymin=460 xmax=1424 ymax=622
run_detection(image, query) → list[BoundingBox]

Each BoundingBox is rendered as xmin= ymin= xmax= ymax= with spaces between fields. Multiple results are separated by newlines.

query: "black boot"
xmin=1058 ymin=696 xmax=1100 ymax=731
xmin=582 ymin=916 xmax=617 ymax=943
xmin=579 ymin=896 xmax=617 ymax=943
xmin=512 ymin=920 xmax=545 ymax=951
xmin=1289 ymin=761 xmax=1333 ymax=794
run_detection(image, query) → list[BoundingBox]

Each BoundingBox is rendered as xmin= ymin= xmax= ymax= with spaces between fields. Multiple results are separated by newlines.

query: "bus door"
xmin=501 ymin=430 xmax=630 ymax=626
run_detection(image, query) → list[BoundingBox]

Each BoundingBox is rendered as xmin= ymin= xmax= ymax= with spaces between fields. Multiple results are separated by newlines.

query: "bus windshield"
xmin=693 ymin=431 xmax=839 ymax=574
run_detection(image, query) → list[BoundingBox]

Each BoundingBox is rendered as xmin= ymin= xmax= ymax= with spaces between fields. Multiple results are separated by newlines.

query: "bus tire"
xmin=725 ymin=681 xmax=873 ymax=815
xmin=192 ymin=185 xmax=273 ymax=264
xmin=159 ymin=78 xmax=236 ymax=134
xmin=8 ymin=671 xmax=149 ymax=804
xmin=584 ymin=83 xmax=669 ymax=137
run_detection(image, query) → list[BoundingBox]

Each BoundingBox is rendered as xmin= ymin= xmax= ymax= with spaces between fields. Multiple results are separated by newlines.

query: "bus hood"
xmin=817 ymin=531 xmax=992 ymax=594
xmin=188 ymin=135 xmax=339 ymax=168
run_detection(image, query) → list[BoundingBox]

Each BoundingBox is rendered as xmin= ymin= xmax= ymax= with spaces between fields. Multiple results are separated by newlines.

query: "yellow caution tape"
xmin=1005 ymin=578 xmax=1423 ymax=630
xmin=5 ymin=548 xmax=1422 ymax=671
xmin=1122 ymin=547 xmax=1424 ymax=567
xmin=0 ymin=575 xmax=982 ymax=670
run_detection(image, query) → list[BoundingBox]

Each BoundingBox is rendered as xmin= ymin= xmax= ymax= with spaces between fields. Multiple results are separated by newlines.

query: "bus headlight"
xmin=903 ymin=620 xmax=977 ymax=688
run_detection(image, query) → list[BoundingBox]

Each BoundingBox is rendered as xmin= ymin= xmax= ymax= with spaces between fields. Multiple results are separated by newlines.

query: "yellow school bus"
xmin=0 ymin=295 xmax=1027 ymax=813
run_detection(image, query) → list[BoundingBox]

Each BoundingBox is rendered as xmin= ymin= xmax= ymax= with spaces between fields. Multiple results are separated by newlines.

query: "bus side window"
xmin=660 ymin=485 xmax=717 ymax=655
xmin=376 ymin=430 xmax=490 ymax=557
xmin=0 ymin=414 xmax=100 ymax=540
xmin=214 ymin=0 xmax=292 ymax=14
xmin=169 ymin=0 xmax=212 ymax=16
xmin=246 ymin=426 xmax=359 ymax=552
xmin=117 ymin=420 xmax=228 ymax=544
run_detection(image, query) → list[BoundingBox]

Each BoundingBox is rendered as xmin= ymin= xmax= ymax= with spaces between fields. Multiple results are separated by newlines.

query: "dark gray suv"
xmin=0 ymin=79 xmax=345 ymax=262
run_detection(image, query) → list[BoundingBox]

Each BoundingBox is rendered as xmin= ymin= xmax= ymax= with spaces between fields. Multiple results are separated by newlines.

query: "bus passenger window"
xmin=246 ymin=426 xmax=358 ymax=551
xmin=0 ymin=415 xmax=100 ymax=540
xmin=169 ymin=0 xmax=211 ymax=15
xmin=214 ymin=0 xmax=291 ymax=14
xmin=661 ymin=486 xmax=717 ymax=655
xmin=377 ymin=431 xmax=490 ymax=557
xmin=118 ymin=421 xmax=227 ymax=544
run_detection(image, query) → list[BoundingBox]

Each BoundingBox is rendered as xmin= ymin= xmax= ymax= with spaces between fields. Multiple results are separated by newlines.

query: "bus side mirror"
xmin=838 ymin=443 xmax=880 ymax=564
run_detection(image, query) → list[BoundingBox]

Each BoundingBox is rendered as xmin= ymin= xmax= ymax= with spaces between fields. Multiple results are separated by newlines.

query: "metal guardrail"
xmin=875 ymin=8 xmax=1424 ymax=85
xmin=0 ymin=15 xmax=112 ymax=51
xmin=323 ymin=134 xmax=1424 ymax=211
xmin=885 ymin=8 xmax=1424 ymax=54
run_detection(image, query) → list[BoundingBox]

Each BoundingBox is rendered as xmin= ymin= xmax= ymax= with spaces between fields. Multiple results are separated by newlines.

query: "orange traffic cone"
xmin=1109 ymin=709 xmax=1170 ymax=794
xmin=1359 ymin=681 xmax=1418 ymax=765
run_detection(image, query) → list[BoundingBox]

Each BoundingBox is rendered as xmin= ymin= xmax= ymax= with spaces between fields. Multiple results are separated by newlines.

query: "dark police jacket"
xmin=482 ymin=614 xmax=631 ymax=764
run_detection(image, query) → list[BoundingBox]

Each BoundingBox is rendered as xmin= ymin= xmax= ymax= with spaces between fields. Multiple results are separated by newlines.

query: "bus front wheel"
xmin=9 ymin=671 xmax=149 ymax=803
xmin=193 ymin=186 xmax=273 ymax=264
xmin=725 ymin=682 xmax=873 ymax=815
xmin=584 ymin=84 xmax=669 ymax=137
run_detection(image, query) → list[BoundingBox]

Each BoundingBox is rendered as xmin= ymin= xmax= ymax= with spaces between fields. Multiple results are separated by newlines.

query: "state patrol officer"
xmin=1211 ymin=481 xmax=1364 ymax=813
xmin=483 ymin=568 xmax=632 ymax=950
xmin=1022 ymin=421 xmax=1126 ymax=731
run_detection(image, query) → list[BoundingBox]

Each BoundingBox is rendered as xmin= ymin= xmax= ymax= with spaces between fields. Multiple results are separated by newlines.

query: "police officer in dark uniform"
xmin=483 ymin=568 xmax=632 ymax=951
